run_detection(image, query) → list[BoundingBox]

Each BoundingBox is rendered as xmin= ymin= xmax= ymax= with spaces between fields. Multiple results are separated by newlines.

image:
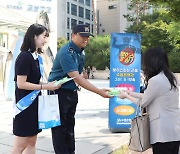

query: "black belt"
xmin=57 ymin=88 xmax=77 ymax=93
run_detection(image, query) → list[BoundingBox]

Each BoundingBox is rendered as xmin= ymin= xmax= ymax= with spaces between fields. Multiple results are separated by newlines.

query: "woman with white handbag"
xmin=119 ymin=47 xmax=180 ymax=154
xmin=12 ymin=24 xmax=61 ymax=154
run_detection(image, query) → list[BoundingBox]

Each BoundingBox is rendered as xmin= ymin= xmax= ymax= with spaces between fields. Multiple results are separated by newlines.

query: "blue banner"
xmin=109 ymin=33 xmax=141 ymax=132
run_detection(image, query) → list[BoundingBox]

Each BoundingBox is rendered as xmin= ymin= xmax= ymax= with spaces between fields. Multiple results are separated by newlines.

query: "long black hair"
xmin=142 ymin=47 xmax=177 ymax=90
xmin=20 ymin=23 xmax=49 ymax=53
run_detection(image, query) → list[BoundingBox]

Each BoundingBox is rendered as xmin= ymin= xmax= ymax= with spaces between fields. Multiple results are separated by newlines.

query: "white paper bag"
xmin=38 ymin=94 xmax=61 ymax=129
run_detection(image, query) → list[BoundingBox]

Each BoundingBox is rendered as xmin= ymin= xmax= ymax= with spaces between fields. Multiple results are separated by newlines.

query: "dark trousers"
xmin=51 ymin=89 xmax=78 ymax=154
xmin=152 ymin=141 xmax=180 ymax=154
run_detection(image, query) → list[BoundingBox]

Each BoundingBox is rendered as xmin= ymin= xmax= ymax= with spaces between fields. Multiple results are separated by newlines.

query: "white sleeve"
xmin=141 ymin=78 xmax=160 ymax=108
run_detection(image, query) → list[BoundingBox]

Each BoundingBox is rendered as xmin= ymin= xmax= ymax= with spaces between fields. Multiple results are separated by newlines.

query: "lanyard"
xmin=14 ymin=55 xmax=43 ymax=116
xmin=38 ymin=55 xmax=43 ymax=77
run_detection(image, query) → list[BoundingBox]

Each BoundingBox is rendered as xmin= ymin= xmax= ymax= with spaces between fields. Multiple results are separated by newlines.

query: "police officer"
xmin=48 ymin=24 xmax=111 ymax=154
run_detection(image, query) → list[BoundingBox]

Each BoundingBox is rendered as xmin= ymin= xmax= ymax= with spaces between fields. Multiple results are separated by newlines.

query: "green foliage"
xmin=57 ymin=37 xmax=68 ymax=50
xmin=126 ymin=11 xmax=175 ymax=53
xmin=141 ymin=20 xmax=174 ymax=53
xmin=168 ymin=52 xmax=180 ymax=73
xmin=85 ymin=35 xmax=110 ymax=70
xmin=146 ymin=0 xmax=180 ymax=21
xmin=56 ymin=36 xmax=110 ymax=70
xmin=124 ymin=0 xmax=150 ymax=27
xmin=167 ymin=22 xmax=180 ymax=52
xmin=125 ymin=1 xmax=180 ymax=72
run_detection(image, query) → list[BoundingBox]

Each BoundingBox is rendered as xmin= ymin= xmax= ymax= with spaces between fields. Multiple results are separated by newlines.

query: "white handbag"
xmin=38 ymin=93 xmax=61 ymax=129
xmin=129 ymin=102 xmax=151 ymax=152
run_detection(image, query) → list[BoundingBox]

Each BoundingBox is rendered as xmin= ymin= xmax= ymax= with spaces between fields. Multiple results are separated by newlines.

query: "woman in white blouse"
xmin=119 ymin=47 xmax=180 ymax=154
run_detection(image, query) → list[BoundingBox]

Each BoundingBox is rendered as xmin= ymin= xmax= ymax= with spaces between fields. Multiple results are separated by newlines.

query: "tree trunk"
xmin=92 ymin=0 xmax=97 ymax=36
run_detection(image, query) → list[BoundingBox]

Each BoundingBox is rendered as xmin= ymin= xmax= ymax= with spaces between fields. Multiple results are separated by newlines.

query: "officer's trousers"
xmin=51 ymin=88 xmax=78 ymax=154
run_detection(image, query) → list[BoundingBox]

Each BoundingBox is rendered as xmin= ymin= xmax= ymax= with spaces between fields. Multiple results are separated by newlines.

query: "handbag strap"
xmin=47 ymin=90 xmax=56 ymax=95
xmin=134 ymin=100 xmax=147 ymax=152
xmin=135 ymin=99 xmax=142 ymax=117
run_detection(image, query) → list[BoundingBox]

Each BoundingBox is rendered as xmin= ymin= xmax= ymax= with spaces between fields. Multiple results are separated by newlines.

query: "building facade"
xmin=0 ymin=0 xmax=57 ymax=55
xmin=57 ymin=0 xmax=94 ymax=40
xmin=96 ymin=0 xmax=131 ymax=35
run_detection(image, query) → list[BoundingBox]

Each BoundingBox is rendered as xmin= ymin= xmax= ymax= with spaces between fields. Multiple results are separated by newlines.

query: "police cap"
xmin=72 ymin=24 xmax=94 ymax=37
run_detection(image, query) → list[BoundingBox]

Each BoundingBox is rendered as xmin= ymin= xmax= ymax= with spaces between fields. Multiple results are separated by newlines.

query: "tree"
xmin=85 ymin=35 xmax=110 ymax=70
xmin=124 ymin=0 xmax=150 ymax=29
xmin=92 ymin=0 xmax=97 ymax=36
xmin=145 ymin=0 xmax=180 ymax=21
xmin=57 ymin=37 xmax=68 ymax=50
xmin=141 ymin=20 xmax=174 ymax=53
xmin=168 ymin=52 xmax=180 ymax=73
xmin=126 ymin=11 xmax=174 ymax=53
xmin=57 ymin=36 xmax=110 ymax=70
xmin=167 ymin=22 xmax=180 ymax=52
xmin=125 ymin=1 xmax=180 ymax=72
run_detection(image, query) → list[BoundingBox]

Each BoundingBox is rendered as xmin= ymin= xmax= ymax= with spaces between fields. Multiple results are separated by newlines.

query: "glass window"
xmin=71 ymin=19 xmax=77 ymax=29
xmin=79 ymin=6 xmax=84 ymax=18
xmin=67 ymin=33 xmax=70 ymax=40
xmin=85 ymin=9 xmax=90 ymax=20
xmin=85 ymin=0 xmax=90 ymax=6
xmin=79 ymin=21 xmax=84 ymax=24
xmin=79 ymin=0 xmax=84 ymax=4
xmin=108 ymin=5 xmax=117 ymax=10
xmin=67 ymin=2 xmax=70 ymax=14
xmin=71 ymin=4 xmax=77 ymax=16
xmin=67 ymin=17 xmax=70 ymax=29
xmin=91 ymin=24 xmax=94 ymax=33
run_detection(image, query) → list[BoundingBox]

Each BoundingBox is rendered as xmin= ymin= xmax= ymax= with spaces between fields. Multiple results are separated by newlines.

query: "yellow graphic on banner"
xmin=119 ymin=47 xmax=135 ymax=65
xmin=114 ymin=105 xmax=135 ymax=116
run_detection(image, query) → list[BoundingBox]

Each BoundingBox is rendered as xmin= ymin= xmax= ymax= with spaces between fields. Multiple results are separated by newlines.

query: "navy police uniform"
xmin=48 ymin=40 xmax=85 ymax=154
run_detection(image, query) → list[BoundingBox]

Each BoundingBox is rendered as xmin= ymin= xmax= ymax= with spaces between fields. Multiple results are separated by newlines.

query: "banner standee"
xmin=109 ymin=33 xmax=141 ymax=132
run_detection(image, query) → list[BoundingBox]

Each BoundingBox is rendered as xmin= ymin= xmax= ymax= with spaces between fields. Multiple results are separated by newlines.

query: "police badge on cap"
xmin=72 ymin=24 xmax=94 ymax=37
